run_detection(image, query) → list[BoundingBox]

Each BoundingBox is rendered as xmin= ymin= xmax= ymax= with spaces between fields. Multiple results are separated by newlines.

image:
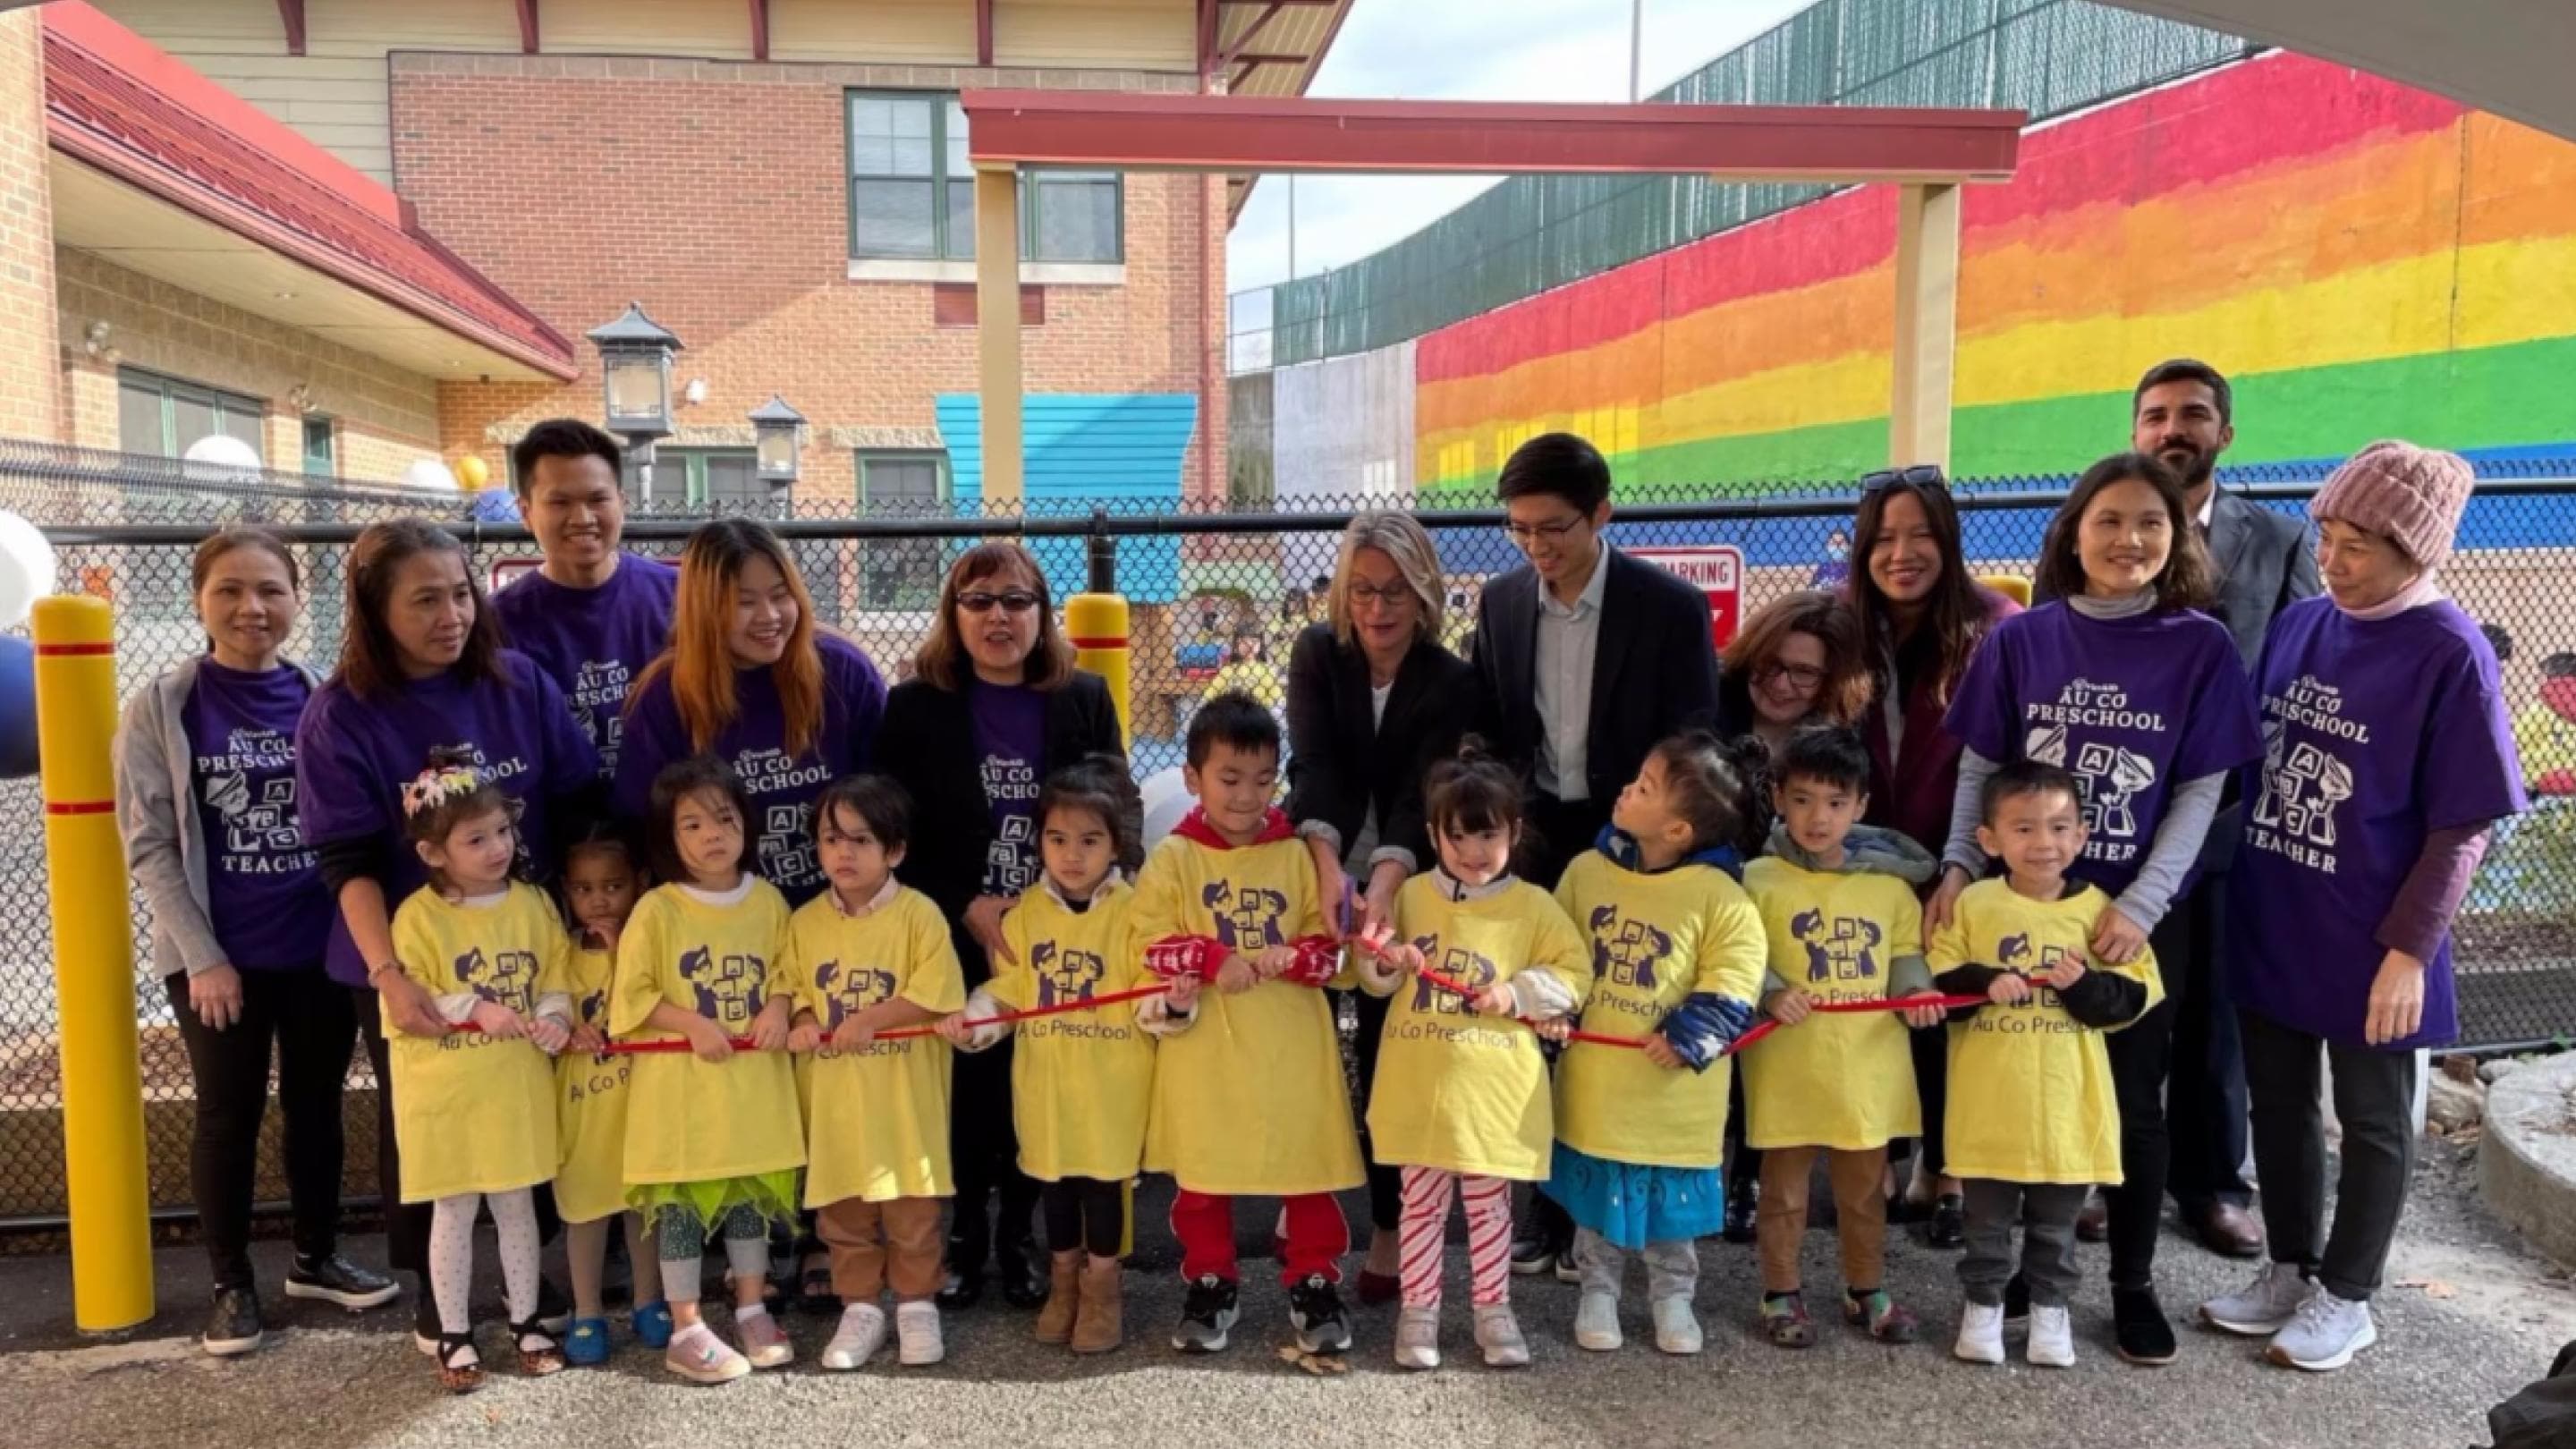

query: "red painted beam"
xmin=1195 ymin=0 xmax=1216 ymax=80
xmin=1229 ymin=52 xmax=1308 ymax=65
xmin=275 ymin=0 xmax=305 ymax=55
xmin=747 ymin=0 xmax=768 ymax=60
xmin=513 ymin=0 xmax=539 ymax=54
xmin=960 ymin=91 xmax=2025 ymax=182
xmin=975 ymin=0 xmax=993 ymax=66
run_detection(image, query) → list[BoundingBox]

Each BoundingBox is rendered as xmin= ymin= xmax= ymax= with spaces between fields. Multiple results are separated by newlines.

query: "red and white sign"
xmin=488 ymin=555 xmax=543 ymax=594
xmin=1631 ymin=545 xmax=1744 ymax=649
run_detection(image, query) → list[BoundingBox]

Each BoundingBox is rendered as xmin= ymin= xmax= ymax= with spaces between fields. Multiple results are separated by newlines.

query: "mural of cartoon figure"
xmin=455 ymin=945 xmax=538 ymax=1014
xmin=1790 ymin=909 xmax=1881 ymax=985
xmin=1588 ymin=904 xmax=1672 ymax=991
xmin=204 ymin=770 xmax=302 ymax=854
xmin=681 ymin=945 xmax=767 ymax=1026
xmin=1202 ymin=880 xmax=1289 ymax=949
xmin=1407 ymin=939 xmax=1496 ymax=1014
xmin=1030 ymin=939 xmax=1107 ymax=1008
xmin=812 ymin=958 xmax=898 ymax=1030
xmin=2251 ymin=729 xmax=2353 ymax=849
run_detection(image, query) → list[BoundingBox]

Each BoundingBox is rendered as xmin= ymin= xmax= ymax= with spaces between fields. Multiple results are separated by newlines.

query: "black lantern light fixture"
xmin=587 ymin=301 xmax=682 ymax=440
xmin=749 ymin=394 xmax=808 ymax=489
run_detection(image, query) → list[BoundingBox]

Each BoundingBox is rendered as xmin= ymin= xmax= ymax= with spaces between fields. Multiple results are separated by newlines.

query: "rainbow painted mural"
xmin=1412 ymin=52 xmax=2576 ymax=491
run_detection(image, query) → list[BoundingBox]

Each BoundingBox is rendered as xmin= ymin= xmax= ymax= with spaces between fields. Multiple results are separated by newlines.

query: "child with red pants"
xmin=1138 ymin=692 xmax=1367 ymax=1356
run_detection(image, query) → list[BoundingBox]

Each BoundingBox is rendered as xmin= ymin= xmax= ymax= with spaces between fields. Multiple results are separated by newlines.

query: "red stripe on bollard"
xmin=32 ymin=642 xmax=114 ymax=657
xmin=45 ymin=801 xmax=115 ymax=816
xmin=1069 ymin=635 xmax=1128 ymax=650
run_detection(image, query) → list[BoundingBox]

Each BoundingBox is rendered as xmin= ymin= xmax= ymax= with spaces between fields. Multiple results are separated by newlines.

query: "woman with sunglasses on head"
xmin=877 ymin=542 xmax=1125 ymax=1318
xmin=1843 ymin=466 xmax=2021 ymax=1250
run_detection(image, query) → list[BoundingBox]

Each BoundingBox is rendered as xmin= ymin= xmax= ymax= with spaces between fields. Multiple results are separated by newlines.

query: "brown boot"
xmin=1033 ymin=1250 xmax=1082 ymax=1345
xmin=1072 ymin=1256 xmax=1123 ymax=1354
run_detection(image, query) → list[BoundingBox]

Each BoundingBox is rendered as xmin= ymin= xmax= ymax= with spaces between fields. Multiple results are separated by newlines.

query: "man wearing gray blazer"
xmin=2132 ymin=359 xmax=2319 ymax=1258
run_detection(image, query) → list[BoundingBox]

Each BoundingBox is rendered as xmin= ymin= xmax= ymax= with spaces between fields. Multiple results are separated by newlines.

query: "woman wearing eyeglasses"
xmin=877 ymin=540 xmax=1125 ymax=1317
xmin=1717 ymin=591 xmax=1873 ymax=755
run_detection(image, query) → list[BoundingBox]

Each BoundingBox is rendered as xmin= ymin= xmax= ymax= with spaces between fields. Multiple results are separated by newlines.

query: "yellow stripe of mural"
xmin=2455 ymin=233 xmax=2576 ymax=347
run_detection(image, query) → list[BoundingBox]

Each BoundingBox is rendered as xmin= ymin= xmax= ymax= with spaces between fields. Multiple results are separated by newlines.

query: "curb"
xmin=2480 ymin=1049 xmax=2576 ymax=1267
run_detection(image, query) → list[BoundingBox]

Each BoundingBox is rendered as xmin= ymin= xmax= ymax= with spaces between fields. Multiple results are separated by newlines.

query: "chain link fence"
xmin=4 ymin=454 xmax=2573 ymax=1229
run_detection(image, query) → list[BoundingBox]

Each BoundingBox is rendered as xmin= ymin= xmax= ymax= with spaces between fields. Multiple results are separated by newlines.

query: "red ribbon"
xmin=478 ymin=981 xmax=1175 ymax=1055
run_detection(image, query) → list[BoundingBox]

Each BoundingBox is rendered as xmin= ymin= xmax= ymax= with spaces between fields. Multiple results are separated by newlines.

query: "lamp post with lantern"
xmin=585 ymin=301 xmax=682 ymax=505
xmin=749 ymin=394 xmax=807 ymax=496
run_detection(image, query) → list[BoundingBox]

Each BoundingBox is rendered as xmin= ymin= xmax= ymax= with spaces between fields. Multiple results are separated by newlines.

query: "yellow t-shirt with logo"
xmin=1368 ymin=876 xmax=1590 ymax=1182
xmin=609 ymin=881 xmax=804 ymax=1187
xmin=987 ymin=880 xmax=1156 ymax=1182
xmin=1929 ymin=878 xmax=2165 ymax=1185
xmin=1135 ymin=832 xmax=1365 ymax=1196
xmin=386 ymin=884 xmax=571 ymax=1203
xmin=783 ymin=885 xmax=964 ymax=1206
xmin=1738 ymin=857 xmax=1926 ymax=1151
xmin=1551 ymin=851 xmax=1768 ymax=1170
xmin=555 ymin=941 xmax=636 ymax=1223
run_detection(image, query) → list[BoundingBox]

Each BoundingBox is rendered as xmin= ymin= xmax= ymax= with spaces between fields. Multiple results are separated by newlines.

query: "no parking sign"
xmin=1631 ymin=545 xmax=1744 ymax=649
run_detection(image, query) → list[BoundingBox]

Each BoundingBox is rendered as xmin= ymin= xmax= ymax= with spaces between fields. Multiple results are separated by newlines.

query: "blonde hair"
xmin=1326 ymin=511 xmax=1445 ymax=649
xmin=629 ymin=520 xmax=825 ymax=757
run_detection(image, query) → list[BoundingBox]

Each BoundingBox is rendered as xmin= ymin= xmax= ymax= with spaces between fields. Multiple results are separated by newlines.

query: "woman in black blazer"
xmin=877 ymin=541 xmax=1124 ymax=1315
xmin=1284 ymin=510 xmax=1481 ymax=1304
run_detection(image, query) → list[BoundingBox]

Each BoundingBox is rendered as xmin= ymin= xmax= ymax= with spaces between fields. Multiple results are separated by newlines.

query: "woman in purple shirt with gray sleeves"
xmin=2201 ymin=442 xmax=2524 ymax=1374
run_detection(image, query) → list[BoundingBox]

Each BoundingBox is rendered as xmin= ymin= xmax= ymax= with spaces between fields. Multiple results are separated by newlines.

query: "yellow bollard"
xmin=33 ymin=595 xmax=153 ymax=1332
xmin=1065 ymin=592 xmax=1131 ymax=749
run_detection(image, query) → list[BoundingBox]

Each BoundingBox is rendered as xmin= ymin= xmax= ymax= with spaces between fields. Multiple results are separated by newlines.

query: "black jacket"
xmin=875 ymin=669 xmax=1125 ymax=986
xmin=1470 ymin=547 xmax=1722 ymax=804
xmin=1282 ymin=623 xmax=1481 ymax=873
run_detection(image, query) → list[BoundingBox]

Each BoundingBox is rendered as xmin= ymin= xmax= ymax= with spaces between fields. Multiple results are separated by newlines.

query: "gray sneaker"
xmin=2202 ymin=1261 xmax=2314 ymax=1337
xmin=1172 ymin=1275 xmax=1239 ymax=1354
xmin=2266 ymin=1287 xmax=2377 ymax=1371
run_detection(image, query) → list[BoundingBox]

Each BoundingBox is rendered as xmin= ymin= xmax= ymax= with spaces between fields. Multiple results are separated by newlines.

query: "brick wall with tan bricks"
xmin=0 ymin=12 xmax=63 ymax=442
xmin=394 ymin=54 xmax=1225 ymax=508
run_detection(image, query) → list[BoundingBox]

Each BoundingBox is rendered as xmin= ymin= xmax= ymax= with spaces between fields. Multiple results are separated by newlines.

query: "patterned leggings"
xmin=1399 ymin=1166 xmax=1512 ymax=1310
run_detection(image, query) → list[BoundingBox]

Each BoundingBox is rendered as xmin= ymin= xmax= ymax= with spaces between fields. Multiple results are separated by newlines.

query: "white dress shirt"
xmin=1532 ymin=551 xmax=1610 ymax=801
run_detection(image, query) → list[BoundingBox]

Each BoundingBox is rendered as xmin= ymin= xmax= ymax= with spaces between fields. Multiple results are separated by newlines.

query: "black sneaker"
xmin=1719 ymin=1182 xmax=1759 ymax=1245
xmin=937 ymin=1268 xmax=987 ymax=1312
xmin=1924 ymin=1193 xmax=1966 ymax=1250
xmin=2003 ymin=1273 xmax=2029 ymax=1332
xmin=1509 ymin=1220 xmax=1559 ymax=1277
xmin=203 ymin=1286 xmax=264 ymax=1357
xmin=534 ymin=1275 xmax=572 ymax=1335
xmin=2114 ymin=1284 xmax=2179 ymax=1366
xmin=284 ymin=1254 xmax=398 ymax=1311
xmin=1173 ymin=1274 xmax=1240 ymax=1354
xmin=1287 ymin=1274 xmax=1352 ymax=1355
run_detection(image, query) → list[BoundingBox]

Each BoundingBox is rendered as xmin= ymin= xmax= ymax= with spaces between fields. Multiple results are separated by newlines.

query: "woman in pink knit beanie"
xmin=2201 ymin=440 xmax=2525 ymax=1373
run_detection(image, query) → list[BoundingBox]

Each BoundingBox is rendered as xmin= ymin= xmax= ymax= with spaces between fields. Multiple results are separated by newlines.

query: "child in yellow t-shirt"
xmin=779 ymin=775 xmax=965 ymax=1372
xmin=1739 ymin=727 xmax=1947 ymax=1351
xmin=1356 ymin=749 xmax=1588 ymax=1372
xmin=941 ymin=757 xmax=1177 ymax=1356
xmin=551 ymin=825 xmax=665 ymax=1366
xmin=610 ymin=756 xmax=801 ymax=1386
xmin=385 ymin=756 xmax=576 ymax=1394
xmin=1545 ymin=732 xmax=1770 ymax=1359
xmin=1929 ymin=759 xmax=2163 ymax=1371
xmin=1137 ymin=691 xmax=1360 ymax=1358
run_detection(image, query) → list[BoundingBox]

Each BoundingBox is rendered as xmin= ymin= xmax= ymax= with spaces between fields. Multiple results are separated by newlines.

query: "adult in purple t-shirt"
xmin=1936 ymin=453 xmax=2260 ymax=1365
xmin=292 ymin=520 xmax=601 ymax=1321
xmin=877 ymin=540 xmax=1123 ymax=1314
xmin=490 ymin=419 xmax=677 ymax=780
xmin=611 ymin=519 xmax=886 ymax=906
xmin=2204 ymin=443 xmax=2522 ymax=1374
xmin=114 ymin=528 xmax=397 ymax=1355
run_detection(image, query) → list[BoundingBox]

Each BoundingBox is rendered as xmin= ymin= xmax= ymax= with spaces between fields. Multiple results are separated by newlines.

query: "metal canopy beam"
xmin=512 ymin=0 xmax=538 ymax=54
xmin=275 ymin=0 xmax=305 ymax=55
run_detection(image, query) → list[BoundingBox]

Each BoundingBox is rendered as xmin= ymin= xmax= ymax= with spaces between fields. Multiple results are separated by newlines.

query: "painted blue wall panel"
xmin=936 ymin=394 xmax=1197 ymax=605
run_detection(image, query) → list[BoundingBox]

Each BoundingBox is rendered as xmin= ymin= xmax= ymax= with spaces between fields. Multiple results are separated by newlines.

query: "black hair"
xmin=2540 ymin=650 xmax=2576 ymax=679
xmin=564 ymin=819 xmax=643 ymax=877
xmin=2133 ymin=358 xmax=2233 ymax=428
xmin=1496 ymin=431 xmax=1611 ymax=514
xmin=647 ymin=754 xmax=752 ymax=885
xmin=1423 ymin=739 xmax=1524 ymax=842
xmin=2032 ymin=452 xmax=2216 ymax=612
xmin=2481 ymin=621 xmax=2514 ymax=665
xmin=509 ymin=418 xmax=624 ymax=499
xmin=811 ymin=773 xmax=914 ymax=856
xmin=1038 ymin=755 xmax=1145 ymax=874
xmin=1980 ymin=758 xmax=2086 ymax=826
xmin=1646 ymin=729 xmax=1769 ymax=860
xmin=1186 ymin=690 xmax=1281 ymax=768
xmin=1774 ymin=725 xmax=1872 ymax=797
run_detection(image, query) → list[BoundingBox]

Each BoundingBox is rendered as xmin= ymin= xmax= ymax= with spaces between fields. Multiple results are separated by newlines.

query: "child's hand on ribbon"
xmin=1988 ymin=974 xmax=2032 ymax=1006
xmin=933 ymin=1013 xmax=973 ymax=1045
xmin=831 ymin=1016 xmax=877 ymax=1053
xmin=1640 ymin=1034 xmax=1685 ymax=1070
xmin=468 ymin=1000 xmax=528 ymax=1040
xmin=1767 ymin=987 xmax=1814 ymax=1026
xmin=786 ymin=1020 xmax=823 ymax=1055
xmin=1898 ymin=989 xmax=1950 ymax=1030
xmin=1165 ymin=974 xmax=1202 ymax=1012
xmin=685 ymin=1015 xmax=734 ymax=1063
xmin=1470 ymin=984 xmax=1516 ymax=1017
xmin=528 ymin=1015 xmax=572 ymax=1055
xmin=1216 ymin=956 xmax=1259 ymax=996
xmin=749 ymin=999 xmax=793 ymax=1053
xmin=568 ymin=1022 xmax=607 ymax=1055
xmin=2042 ymin=955 xmax=2089 ymax=992
xmin=1252 ymin=944 xmax=1301 ymax=979
xmin=1532 ymin=1015 xmax=1573 ymax=1044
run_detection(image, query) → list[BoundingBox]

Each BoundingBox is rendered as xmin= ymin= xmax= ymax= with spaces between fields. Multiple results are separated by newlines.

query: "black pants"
xmin=1723 ymin=1055 xmax=1760 ymax=1208
xmin=1523 ymin=790 xmax=1608 ymax=1248
xmin=1908 ymin=1018 xmax=1951 ymax=1182
xmin=166 ymin=970 xmax=356 ymax=1292
xmin=1346 ymin=987 xmax=1402 ymax=1235
xmin=949 ymin=1036 xmax=1038 ymax=1274
xmin=2162 ymin=885 xmax=2253 ymax=1213
xmin=2100 ymin=897 xmax=2200 ymax=1290
xmin=1040 ymin=1177 xmax=1128 ymax=1260
xmin=356 ymin=986 xmax=559 ymax=1282
xmin=2241 ymin=1007 xmax=2418 ymax=1302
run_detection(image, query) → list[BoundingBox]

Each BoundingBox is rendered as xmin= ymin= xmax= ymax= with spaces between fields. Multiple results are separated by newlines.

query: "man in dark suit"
xmin=1470 ymin=431 xmax=1722 ymax=1277
xmin=2131 ymin=358 xmax=2319 ymax=1259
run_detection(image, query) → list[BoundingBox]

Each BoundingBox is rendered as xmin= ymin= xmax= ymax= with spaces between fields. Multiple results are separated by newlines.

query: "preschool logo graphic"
xmin=2022 ymin=681 xmax=2159 ymax=847
xmin=1202 ymin=880 xmax=1289 ymax=949
xmin=812 ymin=959 xmax=897 ymax=1030
xmin=569 ymin=660 xmax=632 ymax=767
xmin=1030 ymin=940 xmax=1106 ymax=1008
xmin=198 ymin=728 xmax=314 ymax=872
xmin=1994 ymin=933 xmax=2074 ymax=1008
xmin=455 ymin=945 xmax=539 ymax=1014
xmin=2250 ymin=695 xmax=2355 ymax=874
xmin=986 ymin=814 xmax=1039 ymax=895
xmin=679 ymin=945 xmax=767 ymax=1025
xmin=1586 ymin=905 xmax=1672 ymax=991
xmin=578 ymin=987 xmax=614 ymax=1064
xmin=1790 ymin=910 xmax=1881 ymax=986
xmin=1408 ymin=937 xmax=1498 ymax=1014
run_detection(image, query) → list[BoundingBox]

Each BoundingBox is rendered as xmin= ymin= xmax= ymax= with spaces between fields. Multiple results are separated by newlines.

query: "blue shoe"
xmin=564 ymin=1318 xmax=612 ymax=1367
xmin=631 ymin=1300 xmax=674 ymax=1351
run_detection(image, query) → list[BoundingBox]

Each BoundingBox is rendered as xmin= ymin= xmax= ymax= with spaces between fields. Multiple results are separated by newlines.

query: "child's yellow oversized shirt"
xmin=783 ymin=885 xmax=964 ymax=1206
xmin=555 ymin=942 xmax=635 ymax=1223
xmin=987 ymin=880 xmax=1156 ymax=1182
xmin=386 ymin=884 xmax=570 ymax=1202
xmin=610 ymin=882 xmax=804 ymax=1187
xmin=1738 ymin=856 xmax=1925 ymax=1151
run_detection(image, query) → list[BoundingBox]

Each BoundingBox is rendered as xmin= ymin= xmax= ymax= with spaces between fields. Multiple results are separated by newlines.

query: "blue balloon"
xmin=0 ymin=636 xmax=35 ymax=780
xmin=468 ymin=488 xmax=523 ymax=524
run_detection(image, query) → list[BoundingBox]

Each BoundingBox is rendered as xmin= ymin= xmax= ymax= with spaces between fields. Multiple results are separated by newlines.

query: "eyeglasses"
xmin=958 ymin=589 xmax=1040 ymax=615
xmin=1860 ymin=465 xmax=1949 ymax=495
xmin=1754 ymin=661 xmax=1827 ymax=690
xmin=1504 ymin=515 xmax=1590 ymax=545
xmin=1347 ymin=582 xmax=1413 ymax=607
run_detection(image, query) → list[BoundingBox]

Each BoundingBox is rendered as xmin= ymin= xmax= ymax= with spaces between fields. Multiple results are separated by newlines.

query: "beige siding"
xmin=545 ymin=0 xmax=753 ymax=58
xmin=769 ymin=0 xmax=979 ymax=64
xmin=996 ymin=0 xmax=1193 ymax=70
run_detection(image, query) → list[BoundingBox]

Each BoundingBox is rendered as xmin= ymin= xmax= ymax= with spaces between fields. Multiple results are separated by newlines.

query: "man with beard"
xmin=2122 ymin=359 xmax=2318 ymax=1261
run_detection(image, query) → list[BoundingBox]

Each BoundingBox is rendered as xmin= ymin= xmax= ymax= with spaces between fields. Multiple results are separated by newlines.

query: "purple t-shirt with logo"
xmin=490 ymin=554 xmax=677 ymax=780
xmin=969 ymin=681 xmax=1047 ymax=897
xmin=183 ymin=660 xmax=332 ymax=971
xmin=294 ymin=649 xmax=601 ymax=986
xmin=1945 ymin=602 xmax=2260 ymax=897
xmin=612 ymin=632 xmax=886 ymax=905
xmin=2226 ymin=597 xmax=2524 ymax=1050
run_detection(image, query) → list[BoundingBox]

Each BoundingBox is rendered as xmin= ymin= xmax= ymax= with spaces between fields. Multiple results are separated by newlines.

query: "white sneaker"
xmin=2267 ymin=1288 xmax=2377 ymax=1372
xmin=2028 ymin=1304 xmax=2075 ymax=1368
xmin=896 ymin=1301 xmax=945 ymax=1366
xmin=733 ymin=1305 xmax=793 ymax=1369
xmin=1650 ymin=1297 xmax=1703 ymax=1356
xmin=1953 ymin=1301 xmax=2005 ymax=1365
xmin=1574 ymin=1291 xmax=1622 ymax=1351
xmin=1394 ymin=1305 xmax=1441 ymax=1370
xmin=820 ymin=1303 xmax=886 ymax=1370
xmin=664 ymin=1322 xmax=752 ymax=1385
xmin=2202 ymin=1261 xmax=2315 ymax=1337
xmin=1474 ymin=1303 xmax=1530 ymax=1368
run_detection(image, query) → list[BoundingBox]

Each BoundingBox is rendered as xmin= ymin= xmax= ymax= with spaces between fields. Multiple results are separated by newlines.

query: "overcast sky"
xmin=1224 ymin=0 xmax=1814 ymax=294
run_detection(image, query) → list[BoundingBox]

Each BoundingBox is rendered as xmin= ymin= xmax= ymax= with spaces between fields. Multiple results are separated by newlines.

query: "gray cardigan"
xmin=114 ymin=656 xmax=325 ymax=980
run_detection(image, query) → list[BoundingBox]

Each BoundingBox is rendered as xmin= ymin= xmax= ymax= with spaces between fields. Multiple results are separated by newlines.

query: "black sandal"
xmin=511 ymin=1317 xmax=566 ymax=1377
xmin=435 ymin=1331 xmax=485 ymax=1394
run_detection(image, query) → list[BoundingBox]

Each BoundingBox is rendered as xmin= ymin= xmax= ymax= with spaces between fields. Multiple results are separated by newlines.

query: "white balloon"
xmin=0 ymin=511 xmax=55 ymax=631
xmin=402 ymin=457 xmax=461 ymax=492
xmin=1139 ymin=767 xmax=1192 ymax=853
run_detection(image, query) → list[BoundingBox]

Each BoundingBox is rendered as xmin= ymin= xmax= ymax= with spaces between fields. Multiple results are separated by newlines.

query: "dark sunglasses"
xmin=1860 ymin=464 xmax=1949 ymax=495
xmin=958 ymin=589 xmax=1041 ymax=614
